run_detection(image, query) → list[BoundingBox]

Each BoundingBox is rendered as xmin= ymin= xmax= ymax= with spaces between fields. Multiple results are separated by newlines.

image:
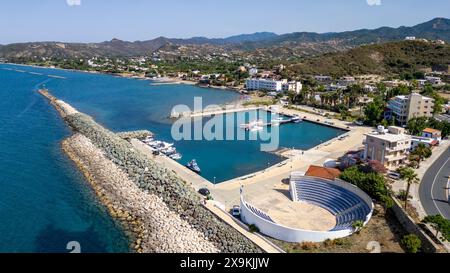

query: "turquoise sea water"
xmin=0 ymin=65 xmax=129 ymax=253
xmin=0 ymin=64 xmax=346 ymax=252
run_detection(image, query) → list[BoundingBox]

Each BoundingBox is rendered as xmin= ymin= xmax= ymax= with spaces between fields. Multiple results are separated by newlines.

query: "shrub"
xmin=423 ymin=215 xmax=450 ymax=242
xmin=340 ymin=166 xmax=393 ymax=208
xmin=300 ymin=242 xmax=320 ymax=250
xmin=248 ymin=224 xmax=260 ymax=233
xmin=401 ymin=234 xmax=422 ymax=253
xmin=332 ymin=238 xmax=348 ymax=246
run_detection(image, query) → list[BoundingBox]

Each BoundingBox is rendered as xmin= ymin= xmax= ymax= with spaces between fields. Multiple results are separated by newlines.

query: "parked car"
xmin=231 ymin=205 xmax=241 ymax=217
xmin=388 ymin=172 xmax=401 ymax=180
xmin=198 ymin=188 xmax=211 ymax=196
xmin=354 ymin=120 xmax=364 ymax=126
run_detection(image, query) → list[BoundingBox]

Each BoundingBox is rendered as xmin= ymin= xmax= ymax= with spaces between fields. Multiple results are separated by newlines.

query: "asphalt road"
xmin=419 ymin=147 xmax=450 ymax=220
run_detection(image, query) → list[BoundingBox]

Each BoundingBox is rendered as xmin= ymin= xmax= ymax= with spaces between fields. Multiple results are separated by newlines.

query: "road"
xmin=419 ymin=147 xmax=450 ymax=220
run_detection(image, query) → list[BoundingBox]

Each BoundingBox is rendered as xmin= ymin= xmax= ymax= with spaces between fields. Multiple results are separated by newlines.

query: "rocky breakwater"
xmin=117 ymin=131 xmax=153 ymax=141
xmin=40 ymin=90 xmax=262 ymax=253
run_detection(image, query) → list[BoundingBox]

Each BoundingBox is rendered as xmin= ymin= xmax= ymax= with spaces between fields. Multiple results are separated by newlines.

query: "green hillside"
xmin=290 ymin=40 xmax=450 ymax=77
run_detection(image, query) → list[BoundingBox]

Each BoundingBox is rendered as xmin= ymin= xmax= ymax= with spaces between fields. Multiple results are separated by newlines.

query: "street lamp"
xmin=213 ymin=176 xmax=216 ymax=184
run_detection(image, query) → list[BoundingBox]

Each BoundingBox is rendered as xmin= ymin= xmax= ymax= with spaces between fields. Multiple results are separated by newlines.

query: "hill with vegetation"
xmin=1 ymin=18 xmax=449 ymax=61
xmin=289 ymin=40 xmax=450 ymax=77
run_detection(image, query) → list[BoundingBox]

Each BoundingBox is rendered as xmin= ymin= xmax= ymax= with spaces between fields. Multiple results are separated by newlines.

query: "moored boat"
xmin=186 ymin=159 xmax=201 ymax=174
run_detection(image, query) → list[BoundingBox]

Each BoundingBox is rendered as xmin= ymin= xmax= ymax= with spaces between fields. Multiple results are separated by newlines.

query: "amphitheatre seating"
xmin=292 ymin=176 xmax=371 ymax=231
xmin=244 ymin=202 xmax=274 ymax=223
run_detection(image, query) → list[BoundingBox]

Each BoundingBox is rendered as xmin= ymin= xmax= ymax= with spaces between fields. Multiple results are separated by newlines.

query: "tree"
xmin=352 ymin=220 xmax=365 ymax=234
xmin=407 ymin=117 xmax=450 ymax=138
xmin=386 ymin=84 xmax=411 ymax=101
xmin=406 ymin=117 xmax=429 ymax=135
xmin=401 ymin=234 xmax=422 ymax=253
xmin=420 ymin=84 xmax=446 ymax=114
xmin=411 ymin=143 xmax=432 ymax=163
xmin=407 ymin=155 xmax=420 ymax=169
xmin=397 ymin=167 xmax=420 ymax=209
xmin=423 ymin=215 xmax=450 ymax=242
xmin=364 ymin=97 xmax=385 ymax=126
xmin=340 ymin=166 xmax=393 ymax=208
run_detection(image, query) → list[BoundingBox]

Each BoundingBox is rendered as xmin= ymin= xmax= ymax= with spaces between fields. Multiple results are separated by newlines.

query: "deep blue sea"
xmin=0 ymin=63 xmax=345 ymax=252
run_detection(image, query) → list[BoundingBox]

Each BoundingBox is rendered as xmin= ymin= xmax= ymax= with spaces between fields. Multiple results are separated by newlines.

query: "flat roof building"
xmin=363 ymin=126 xmax=412 ymax=169
xmin=246 ymin=78 xmax=285 ymax=92
xmin=387 ymin=93 xmax=434 ymax=126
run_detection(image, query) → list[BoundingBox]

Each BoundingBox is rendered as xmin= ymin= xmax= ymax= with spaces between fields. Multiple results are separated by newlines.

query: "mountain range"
xmin=1 ymin=17 xmax=449 ymax=60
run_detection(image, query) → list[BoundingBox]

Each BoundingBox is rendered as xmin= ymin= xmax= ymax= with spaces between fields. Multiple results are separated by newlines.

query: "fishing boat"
xmin=186 ymin=159 xmax=201 ymax=174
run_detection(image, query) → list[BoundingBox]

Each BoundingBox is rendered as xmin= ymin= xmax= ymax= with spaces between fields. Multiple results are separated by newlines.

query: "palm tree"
xmin=398 ymin=167 xmax=420 ymax=210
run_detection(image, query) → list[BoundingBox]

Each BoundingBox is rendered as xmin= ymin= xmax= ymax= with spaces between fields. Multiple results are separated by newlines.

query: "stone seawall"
xmin=63 ymin=134 xmax=219 ymax=253
xmin=41 ymin=90 xmax=261 ymax=253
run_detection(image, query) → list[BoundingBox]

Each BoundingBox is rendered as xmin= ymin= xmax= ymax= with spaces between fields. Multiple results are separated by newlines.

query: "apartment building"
xmin=282 ymin=81 xmax=303 ymax=94
xmin=387 ymin=93 xmax=434 ymax=125
xmin=425 ymin=76 xmax=443 ymax=86
xmin=363 ymin=126 xmax=412 ymax=169
xmin=246 ymin=78 xmax=286 ymax=92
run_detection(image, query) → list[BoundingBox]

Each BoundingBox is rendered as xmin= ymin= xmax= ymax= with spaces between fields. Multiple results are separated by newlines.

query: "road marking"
xmin=431 ymin=155 xmax=450 ymax=217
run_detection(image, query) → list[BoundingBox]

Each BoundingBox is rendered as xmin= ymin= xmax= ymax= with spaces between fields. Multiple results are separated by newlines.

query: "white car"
xmin=388 ymin=172 xmax=401 ymax=180
xmin=231 ymin=205 xmax=241 ymax=217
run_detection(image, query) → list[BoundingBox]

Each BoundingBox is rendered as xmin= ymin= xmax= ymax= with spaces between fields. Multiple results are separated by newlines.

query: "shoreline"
xmin=2 ymin=62 xmax=244 ymax=94
xmin=38 ymin=89 xmax=263 ymax=253
xmin=61 ymin=137 xmax=145 ymax=252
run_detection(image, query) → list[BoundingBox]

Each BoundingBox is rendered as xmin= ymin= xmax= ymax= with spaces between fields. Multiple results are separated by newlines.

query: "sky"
xmin=0 ymin=0 xmax=449 ymax=44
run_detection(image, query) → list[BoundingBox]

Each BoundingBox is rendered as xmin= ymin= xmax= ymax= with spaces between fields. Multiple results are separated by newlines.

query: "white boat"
xmin=272 ymin=117 xmax=285 ymax=122
xmin=170 ymin=153 xmax=182 ymax=160
xmin=291 ymin=116 xmax=302 ymax=123
xmin=250 ymin=126 xmax=264 ymax=132
xmin=162 ymin=147 xmax=177 ymax=155
xmin=241 ymin=119 xmax=264 ymax=130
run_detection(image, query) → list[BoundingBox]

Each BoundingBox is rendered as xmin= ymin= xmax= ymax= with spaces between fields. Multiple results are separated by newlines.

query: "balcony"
xmin=385 ymin=153 xmax=407 ymax=162
xmin=385 ymin=146 xmax=407 ymax=152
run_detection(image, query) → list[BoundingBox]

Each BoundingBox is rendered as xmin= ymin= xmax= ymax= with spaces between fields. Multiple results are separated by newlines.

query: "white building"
xmin=246 ymin=78 xmax=285 ymax=92
xmin=326 ymin=84 xmax=347 ymax=91
xmin=248 ymin=67 xmax=258 ymax=76
xmin=363 ymin=85 xmax=377 ymax=93
xmin=282 ymin=81 xmax=303 ymax=94
xmin=314 ymin=75 xmax=333 ymax=82
xmin=339 ymin=76 xmax=356 ymax=86
xmin=405 ymin=36 xmax=416 ymax=41
xmin=363 ymin=126 xmax=412 ymax=169
xmin=387 ymin=93 xmax=434 ymax=126
xmin=425 ymin=76 xmax=443 ymax=86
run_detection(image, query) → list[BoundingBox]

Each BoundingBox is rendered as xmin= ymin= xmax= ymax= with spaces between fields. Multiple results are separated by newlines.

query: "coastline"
xmin=3 ymin=62 xmax=244 ymax=94
xmin=62 ymin=134 xmax=219 ymax=253
xmin=61 ymin=136 xmax=145 ymax=252
xmin=38 ymin=89 xmax=263 ymax=253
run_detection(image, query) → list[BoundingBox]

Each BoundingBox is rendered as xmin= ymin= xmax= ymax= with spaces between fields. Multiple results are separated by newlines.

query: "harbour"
xmin=0 ymin=63 xmax=349 ymax=252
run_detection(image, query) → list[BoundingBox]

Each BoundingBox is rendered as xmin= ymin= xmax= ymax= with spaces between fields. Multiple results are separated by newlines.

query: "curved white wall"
xmin=240 ymin=176 xmax=374 ymax=243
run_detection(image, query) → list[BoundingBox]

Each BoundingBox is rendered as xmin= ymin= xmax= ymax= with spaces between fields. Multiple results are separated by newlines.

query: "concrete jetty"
xmin=188 ymin=106 xmax=263 ymax=118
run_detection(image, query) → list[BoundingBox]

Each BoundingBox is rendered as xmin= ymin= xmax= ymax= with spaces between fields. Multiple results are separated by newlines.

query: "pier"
xmin=187 ymin=106 xmax=263 ymax=118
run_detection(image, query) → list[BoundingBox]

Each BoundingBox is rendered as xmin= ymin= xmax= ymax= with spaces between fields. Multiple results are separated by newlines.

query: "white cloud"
xmin=366 ymin=0 xmax=382 ymax=6
xmin=66 ymin=0 xmax=81 ymax=6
